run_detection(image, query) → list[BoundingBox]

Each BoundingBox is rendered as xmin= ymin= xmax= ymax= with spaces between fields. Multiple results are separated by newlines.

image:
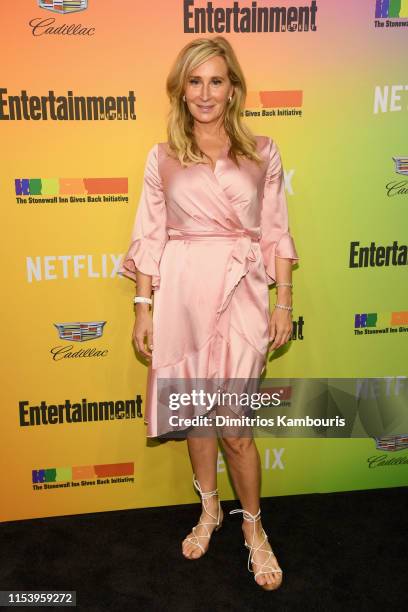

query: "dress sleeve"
xmin=259 ymin=137 xmax=300 ymax=285
xmin=118 ymin=143 xmax=168 ymax=290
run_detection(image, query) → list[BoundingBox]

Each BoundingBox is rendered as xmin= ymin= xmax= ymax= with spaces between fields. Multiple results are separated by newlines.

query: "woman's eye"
xmin=188 ymin=79 xmax=222 ymax=85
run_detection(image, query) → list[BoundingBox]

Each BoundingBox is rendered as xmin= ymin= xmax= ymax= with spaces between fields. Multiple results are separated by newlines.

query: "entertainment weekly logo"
xmin=183 ymin=0 xmax=318 ymax=33
xmin=348 ymin=240 xmax=407 ymax=269
xmin=30 ymin=0 xmax=95 ymax=36
xmin=21 ymin=396 xmax=143 ymax=428
xmin=0 ymin=89 xmax=136 ymax=121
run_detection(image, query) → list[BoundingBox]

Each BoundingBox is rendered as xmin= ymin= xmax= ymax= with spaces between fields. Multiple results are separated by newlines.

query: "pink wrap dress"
xmin=119 ymin=135 xmax=300 ymax=438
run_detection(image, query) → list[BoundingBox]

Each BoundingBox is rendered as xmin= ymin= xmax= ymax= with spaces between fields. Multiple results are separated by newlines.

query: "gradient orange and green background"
xmin=1 ymin=0 xmax=407 ymax=522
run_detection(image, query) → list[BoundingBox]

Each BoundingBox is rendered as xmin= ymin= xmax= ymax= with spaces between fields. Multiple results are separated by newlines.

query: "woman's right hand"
xmin=132 ymin=304 xmax=153 ymax=361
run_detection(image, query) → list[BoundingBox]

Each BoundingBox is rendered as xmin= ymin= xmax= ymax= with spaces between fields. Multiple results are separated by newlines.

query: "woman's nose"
xmin=200 ymin=84 xmax=211 ymax=100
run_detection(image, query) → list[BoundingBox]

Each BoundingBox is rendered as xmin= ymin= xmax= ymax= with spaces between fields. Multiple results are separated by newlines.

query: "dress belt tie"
xmin=168 ymin=231 xmax=259 ymax=265
xmin=168 ymin=231 xmax=260 ymax=243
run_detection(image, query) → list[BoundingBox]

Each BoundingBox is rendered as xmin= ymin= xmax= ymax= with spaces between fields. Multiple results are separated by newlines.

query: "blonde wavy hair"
xmin=165 ymin=36 xmax=264 ymax=168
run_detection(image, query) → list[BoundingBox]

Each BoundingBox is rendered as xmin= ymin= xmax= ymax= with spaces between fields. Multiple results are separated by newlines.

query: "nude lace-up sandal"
xmin=182 ymin=473 xmax=223 ymax=559
xmin=230 ymin=507 xmax=283 ymax=591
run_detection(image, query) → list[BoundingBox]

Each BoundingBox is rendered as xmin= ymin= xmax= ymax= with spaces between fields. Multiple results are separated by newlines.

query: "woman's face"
xmin=184 ymin=55 xmax=234 ymax=128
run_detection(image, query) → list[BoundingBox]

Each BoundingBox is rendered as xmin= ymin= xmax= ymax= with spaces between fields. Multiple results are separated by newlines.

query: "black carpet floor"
xmin=1 ymin=486 xmax=407 ymax=612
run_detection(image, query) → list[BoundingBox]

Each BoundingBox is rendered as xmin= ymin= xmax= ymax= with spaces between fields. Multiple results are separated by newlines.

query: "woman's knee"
xmin=220 ymin=436 xmax=254 ymax=456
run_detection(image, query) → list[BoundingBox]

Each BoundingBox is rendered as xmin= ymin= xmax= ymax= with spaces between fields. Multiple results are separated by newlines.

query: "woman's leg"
xmin=182 ymin=433 xmax=223 ymax=559
xmin=220 ymin=436 xmax=282 ymax=588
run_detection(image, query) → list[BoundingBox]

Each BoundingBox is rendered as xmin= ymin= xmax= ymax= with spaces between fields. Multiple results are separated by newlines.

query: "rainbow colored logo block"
xmin=375 ymin=0 xmax=408 ymax=18
xmin=15 ymin=177 xmax=128 ymax=196
xmin=38 ymin=0 xmax=88 ymax=14
xmin=354 ymin=311 xmax=408 ymax=328
xmin=246 ymin=90 xmax=303 ymax=108
xmin=32 ymin=462 xmax=134 ymax=483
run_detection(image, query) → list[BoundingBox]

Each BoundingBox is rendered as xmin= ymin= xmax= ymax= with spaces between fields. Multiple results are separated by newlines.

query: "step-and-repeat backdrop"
xmin=2 ymin=1 xmax=407 ymax=522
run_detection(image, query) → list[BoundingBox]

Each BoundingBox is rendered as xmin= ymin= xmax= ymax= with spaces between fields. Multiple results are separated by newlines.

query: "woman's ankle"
xmin=242 ymin=519 xmax=264 ymax=535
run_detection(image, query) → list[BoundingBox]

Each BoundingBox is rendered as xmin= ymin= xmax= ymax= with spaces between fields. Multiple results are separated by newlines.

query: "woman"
xmin=119 ymin=36 xmax=299 ymax=591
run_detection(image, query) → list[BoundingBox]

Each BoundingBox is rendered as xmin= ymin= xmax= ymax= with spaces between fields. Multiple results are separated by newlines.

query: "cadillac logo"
xmin=374 ymin=435 xmax=408 ymax=452
xmin=393 ymin=156 xmax=408 ymax=176
xmin=54 ymin=321 xmax=106 ymax=342
xmin=38 ymin=0 xmax=88 ymax=14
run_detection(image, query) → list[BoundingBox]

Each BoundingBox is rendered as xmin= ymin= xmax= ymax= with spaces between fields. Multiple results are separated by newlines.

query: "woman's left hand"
xmin=268 ymin=307 xmax=293 ymax=350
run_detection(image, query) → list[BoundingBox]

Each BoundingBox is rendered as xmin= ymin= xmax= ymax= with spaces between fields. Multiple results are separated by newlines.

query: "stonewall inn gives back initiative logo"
xmin=374 ymin=0 xmax=408 ymax=26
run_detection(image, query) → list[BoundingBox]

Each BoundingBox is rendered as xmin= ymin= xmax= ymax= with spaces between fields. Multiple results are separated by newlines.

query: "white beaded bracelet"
xmin=274 ymin=303 xmax=293 ymax=311
xmin=134 ymin=296 xmax=152 ymax=305
xmin=275 ymin=282 xmax=293 ymax=288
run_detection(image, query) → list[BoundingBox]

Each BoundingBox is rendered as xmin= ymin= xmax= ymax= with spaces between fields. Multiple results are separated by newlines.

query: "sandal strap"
xmin=183 ymin=474 xmax=222 ymax=554
xmin=184 ymin=517 xmax=220 ymax=547
xmin=229 ymin=507 xmax=261 ymax=523
xmin=184 ymin=534 xmax=206 ymax=554
xmin=251 ymin=530 xmax=282 ymax=577
xmin=193 ymin=474 xmax=218 ymax=499
xmin=230 ymin=508 xmax=282 ymax=576
xmin=192 ymin=473 xmax=220 ymax=523
xmin=230 ymin=508 xmax=261 ymax=572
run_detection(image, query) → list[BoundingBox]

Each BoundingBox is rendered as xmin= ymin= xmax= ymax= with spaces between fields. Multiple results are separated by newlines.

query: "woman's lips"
xmin=198 ymin=105 xmax=215 ymax=112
